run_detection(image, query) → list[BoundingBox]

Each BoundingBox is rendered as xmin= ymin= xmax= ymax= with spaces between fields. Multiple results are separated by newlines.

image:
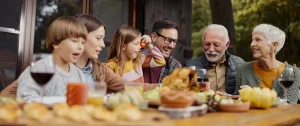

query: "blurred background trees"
xmin=192 ymin=0 xmax=300 ymax=65
xmin=34 ymin=0 xmax=82 ymax=53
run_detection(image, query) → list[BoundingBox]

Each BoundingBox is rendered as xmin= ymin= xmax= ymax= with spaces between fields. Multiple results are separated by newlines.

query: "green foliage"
xmin=233 ymin=0 xmax=300 ymax=65
xmin=192 ymin=0 xmax=211 ymax=58
xmin=34 ymin=0 xmax=82 ymax=53
xmin=192 ymin=0 xmax=300 ymax=65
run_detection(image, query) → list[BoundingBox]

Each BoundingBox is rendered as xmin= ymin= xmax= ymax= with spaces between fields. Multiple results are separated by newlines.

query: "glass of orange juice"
xmin=66 ymin=82 xmax=88 ymax=106
xmin=87 ymin=81 xmax=107 ymax=106
xmin=124 ymin=83 xmax=144 ymax=94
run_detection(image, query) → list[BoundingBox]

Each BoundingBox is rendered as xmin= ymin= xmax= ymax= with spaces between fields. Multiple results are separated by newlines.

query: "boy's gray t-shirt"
xmin=17 ymin=55 xmax=86 ymax=102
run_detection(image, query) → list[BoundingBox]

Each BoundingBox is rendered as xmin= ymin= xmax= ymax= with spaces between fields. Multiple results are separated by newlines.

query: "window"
xmin=92 ymin=0 xmax=130 ymax=62
xmin=0 ymin=0 xmax=22 ymax=90
xmin=34 ymin=0 xmax=83 ymax=53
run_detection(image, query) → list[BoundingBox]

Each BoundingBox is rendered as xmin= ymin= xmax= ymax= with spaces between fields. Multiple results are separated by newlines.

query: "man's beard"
xmin=204 ymin=50 xmax=226 ymax=63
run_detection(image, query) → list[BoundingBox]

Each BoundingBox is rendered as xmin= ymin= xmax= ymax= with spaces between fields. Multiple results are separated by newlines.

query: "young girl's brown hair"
xmin=107 ymin=25 xmax=142 ymax=76
xmin=75 ymin=14 xmax=106 ymax=82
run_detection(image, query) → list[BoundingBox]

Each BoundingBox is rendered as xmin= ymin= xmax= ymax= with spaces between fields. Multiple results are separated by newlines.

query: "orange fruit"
xmin=140 ymin=42 xmax=146 ymax=48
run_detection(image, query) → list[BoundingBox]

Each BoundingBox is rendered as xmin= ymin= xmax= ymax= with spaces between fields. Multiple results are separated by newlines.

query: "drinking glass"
xmin=87 ymin=81 xmax=107 ymax=106
xmin=196 ymin=69 xmax=209 ymax=91
xmin=196 ymin=69 xmax=208 ymax=82
xmin=189 ymin=66 xmax=197 ymax=71
xmin=30 ymin=53 xmax=55 ymax=102
xmin=277 ymin=67 xmax=294 ymax=105
xmin=125 ymin=82 xmax=144 ymax=94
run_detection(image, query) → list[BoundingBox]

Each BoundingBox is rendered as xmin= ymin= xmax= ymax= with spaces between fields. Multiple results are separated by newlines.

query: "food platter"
xmin=219 ymin=101 xmax=250 ymax=112
xmin=17 ymin=110 xmax=173 ymax=126
xmin=158 ymin=104 xmax=208 ymax=119
xmin=0 ymin=101 xmax=173 ymax=126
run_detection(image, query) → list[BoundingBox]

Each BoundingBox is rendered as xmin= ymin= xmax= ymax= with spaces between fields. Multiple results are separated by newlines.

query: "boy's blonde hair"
xmin=46 ymin=16 xmax=88 ymax=52
xmin=107 ymin=25 xmax=142 ymax=76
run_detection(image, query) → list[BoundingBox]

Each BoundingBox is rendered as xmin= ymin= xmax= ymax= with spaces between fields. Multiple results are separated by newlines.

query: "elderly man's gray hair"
xmin=202 ymin=24 xmax=230 ymax=43
xmin=253 ymin=24 xmax=286 ymax=53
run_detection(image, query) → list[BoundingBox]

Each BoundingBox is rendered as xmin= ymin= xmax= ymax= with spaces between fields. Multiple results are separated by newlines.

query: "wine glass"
xmin=196 ymin=69 xmax=209 ymax=91
xmin=189 ymin=66 xmax=197 ymax=71
xmin=30 ymin=53 xmax=55 ymax=102
xmin=277 ymin=67 xmax=294 ymax=105
xmin=197 ymin=69 xmax=208 ymax=82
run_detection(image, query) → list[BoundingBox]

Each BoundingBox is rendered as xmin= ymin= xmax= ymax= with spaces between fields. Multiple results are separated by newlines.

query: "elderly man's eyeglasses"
xmin=155 ymin=32 xmax=178 ymax=46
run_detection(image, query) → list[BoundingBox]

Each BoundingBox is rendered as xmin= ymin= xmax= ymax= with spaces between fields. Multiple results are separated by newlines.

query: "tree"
xmin=34 ymin=0 xmax=82 ymax=53
xmin=209 ymin=0 xmax=236 ymax=54
xmin=191 ymin=0 xmax=211 ymax=58
xmin=233 ymin=0 xmax=300 ymax=65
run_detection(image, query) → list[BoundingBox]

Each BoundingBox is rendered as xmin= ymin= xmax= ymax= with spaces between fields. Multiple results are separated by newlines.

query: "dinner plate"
xmin=271 ymin=98 xmax=287 ymax=107
xmin=219 ymin=102 xmax=250 ymax=112
xmin=158 ymin=104 xmax=208 ymax=119
xmin=29 ymin=94 xmax=114 ymax=107
xmin=42 ymin=96 xmax=66 ymax=106
xmin=30 ymin=96 xmax=66 ymax=108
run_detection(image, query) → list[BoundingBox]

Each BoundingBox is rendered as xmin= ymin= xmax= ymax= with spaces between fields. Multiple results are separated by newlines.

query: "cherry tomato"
xmin=140 ymin=42 xmax=146 ymax=48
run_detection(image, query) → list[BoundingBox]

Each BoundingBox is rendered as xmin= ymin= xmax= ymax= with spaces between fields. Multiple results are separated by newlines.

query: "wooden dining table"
xmin=173 ymin=104 xmax=300 ymax=126
xmin=5 ymin=104 xmax=300 ymax=126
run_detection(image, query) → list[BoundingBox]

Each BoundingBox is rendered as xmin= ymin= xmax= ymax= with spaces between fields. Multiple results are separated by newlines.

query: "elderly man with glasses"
xmin=142 ymin=20 xmax=182 ymax=83
xmin=186 ymin=24 xmax=244 ymax=95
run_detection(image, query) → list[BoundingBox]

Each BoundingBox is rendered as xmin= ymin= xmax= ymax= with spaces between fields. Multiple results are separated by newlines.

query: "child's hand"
xmin=141 ymin=35 xmax=153 ymax=49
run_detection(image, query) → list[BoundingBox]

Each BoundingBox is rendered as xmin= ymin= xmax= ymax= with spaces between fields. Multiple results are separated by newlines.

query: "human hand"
xmin=240 ymin=85 xmax=251 ymax=89
xmin=0 ymin=79 xmax=18 ymax=97
xmin=141 ymin=35 xmax=153 ymax=49
xmin=238 ymin=85 xmax=251 ymax=94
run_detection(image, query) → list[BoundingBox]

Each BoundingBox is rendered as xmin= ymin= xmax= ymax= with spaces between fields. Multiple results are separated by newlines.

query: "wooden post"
xmin=209 ymin=0 xmax=236 ymax=54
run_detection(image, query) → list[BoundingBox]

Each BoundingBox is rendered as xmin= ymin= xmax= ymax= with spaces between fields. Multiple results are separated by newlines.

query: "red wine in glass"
xmin=196 ymin=69 xmax=208 ymax=88
xmin=197 ymin=77 xmax=209 ymax=82
xmin=277 ymin=67 xmax=294 ymax=105
xmin=30 ymin=72 xmax=54 ymax=86
xmin=30 ymin=53 xmax=55 ymax=102
xmin=197 ymin=77 xmax=209 ymax=88
xmin=278 ymin=79 xmax=294 ymax=88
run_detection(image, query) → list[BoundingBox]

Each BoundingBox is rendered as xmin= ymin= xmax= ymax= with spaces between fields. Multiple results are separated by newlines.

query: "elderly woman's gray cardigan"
xmin=234 ymin=61 xmax=300 ymax=103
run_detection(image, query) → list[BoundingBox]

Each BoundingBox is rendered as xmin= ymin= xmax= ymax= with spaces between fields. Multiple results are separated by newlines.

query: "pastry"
xmin=53 ymin=103 xmax=69 ymax=117
xmin=66 ymin=105 xmax=92 ymax=123
xmin=24 ymin=102 xmax=52 ymax=122
xmin=83 ymin=104 xmax=95 ymax=116
xmin=114 ymin=103 xmax=142 ymax=121
xmin=0 ymin=106 xmax=18 ymax=122
xmin=93 ymin=106 xmax=117 ymax=122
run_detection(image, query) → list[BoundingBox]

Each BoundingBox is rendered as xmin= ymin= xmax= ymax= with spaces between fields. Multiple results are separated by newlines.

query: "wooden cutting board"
xmin=2 ymin=109 xmax=173 ymax=126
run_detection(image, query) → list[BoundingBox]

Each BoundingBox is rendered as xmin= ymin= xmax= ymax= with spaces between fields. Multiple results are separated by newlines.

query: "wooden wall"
xmin=144 ymin=0 xmax=193 ymax=64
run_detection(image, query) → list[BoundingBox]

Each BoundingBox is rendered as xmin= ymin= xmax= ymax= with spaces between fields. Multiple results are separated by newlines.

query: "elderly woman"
xmin=234 ymin=24 xmax=300 ymax=103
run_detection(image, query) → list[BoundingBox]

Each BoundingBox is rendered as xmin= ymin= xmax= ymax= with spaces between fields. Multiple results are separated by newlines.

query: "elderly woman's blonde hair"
xmin=252 ymin=24 xmax=286 ymax=53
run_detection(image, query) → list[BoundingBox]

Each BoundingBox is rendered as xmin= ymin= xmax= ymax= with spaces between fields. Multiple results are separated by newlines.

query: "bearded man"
xmin=186 ymin=24 xmax=245 ymax=94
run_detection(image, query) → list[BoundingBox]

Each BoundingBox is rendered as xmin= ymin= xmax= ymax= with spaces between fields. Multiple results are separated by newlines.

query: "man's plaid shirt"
xmin=140 ymin=48 xmax=182 ymax=83
xmin=157 ymin=56 xmax=182 ymax=83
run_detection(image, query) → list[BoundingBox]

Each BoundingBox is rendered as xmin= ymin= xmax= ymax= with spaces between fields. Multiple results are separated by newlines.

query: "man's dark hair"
xmin=152 ymin=20 xmax=178 ymax=34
